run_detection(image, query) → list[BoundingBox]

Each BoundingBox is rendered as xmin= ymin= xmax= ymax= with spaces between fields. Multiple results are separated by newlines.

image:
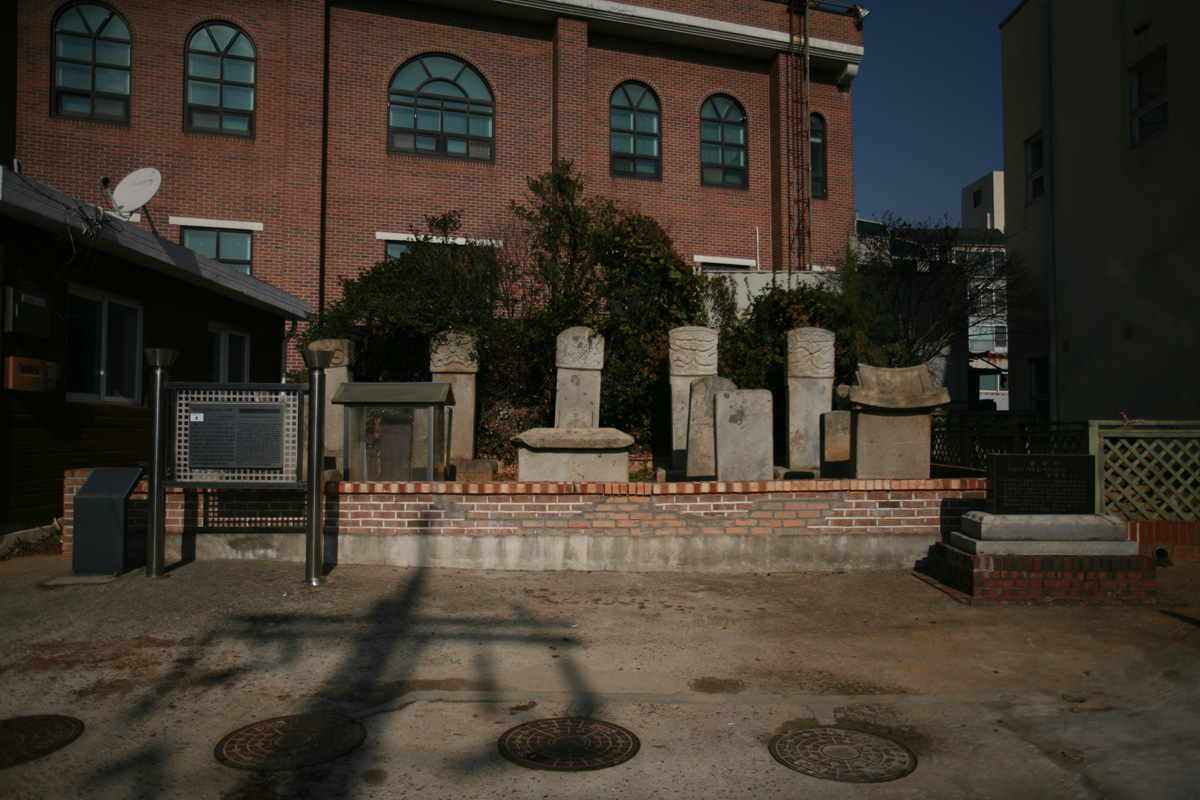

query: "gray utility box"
xmin=73 ymin=467 xmax=144 ymax=576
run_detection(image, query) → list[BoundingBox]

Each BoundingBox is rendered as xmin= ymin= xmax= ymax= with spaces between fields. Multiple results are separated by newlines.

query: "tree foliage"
xmin=301 ymin=160 xmax=721 ymax=461
xmin=844 ymin=215 xmax=1027 ymax=367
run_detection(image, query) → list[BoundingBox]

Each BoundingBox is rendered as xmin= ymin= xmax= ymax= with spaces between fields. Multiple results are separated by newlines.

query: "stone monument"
xmin=429 ymin=331 xmax=479 ymax=463
xmin=685 ymin=376 xmax=737 ymax=478
xmin=834 ymin=363 xmax=949 ymax=479
xmin=669 ymin=327 xmax=718 ymax=468
xmin=714 ymin=389 xmax=774 ymax=481
xmin=786 ymin=327 xmax=835 ymax=472
xmin=932 ymin=454 xmax=1149 ymax=604
xmin=555 ymin=326 xmax=605 ymax=428
xmin=306 ymin=339 xmax=354 ymax=479
xmin=513 ymin=327 xmax=634 ymax=481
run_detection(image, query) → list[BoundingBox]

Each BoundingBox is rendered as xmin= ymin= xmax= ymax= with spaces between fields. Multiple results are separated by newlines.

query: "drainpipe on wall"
xmin=317 ymin=2 xmax=331 ymax=316
xmin=281 ymin=318 xmax=297 ymax=381
xmin=1041 ymin=0 xmax=1059 ymax=421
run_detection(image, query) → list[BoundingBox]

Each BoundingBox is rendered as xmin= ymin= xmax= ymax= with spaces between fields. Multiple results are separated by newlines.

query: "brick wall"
xmin=1126 ymin=520 xmax=1200 ymax=562
xmin=16 ymin=0 xmax=860 ymax=356
xmin=63 ymin=468 xmax=985 ymax=554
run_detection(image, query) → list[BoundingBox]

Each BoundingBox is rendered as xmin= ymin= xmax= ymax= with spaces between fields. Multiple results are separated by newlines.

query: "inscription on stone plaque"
xmin=189 ymin=403 xmax=285 ymax=470
xmin=987 ymin=454 xmax=1095 ymax=514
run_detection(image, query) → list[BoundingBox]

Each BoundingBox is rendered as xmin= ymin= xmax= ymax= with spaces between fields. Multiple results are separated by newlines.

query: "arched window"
xmin=52 ymin=2 xmax=131 ymax=122
xmin=610 ymin=82 xmax=660 ymax=180
xmin=388 ymin=54 xmax=494 ymax=162
xmin=185 ymin=22 xmax=257 ymax=137
xmin=700 ymin=94 xmax=746 ymax=189
xmin=809 ymin=113 xmax=827 ymax=199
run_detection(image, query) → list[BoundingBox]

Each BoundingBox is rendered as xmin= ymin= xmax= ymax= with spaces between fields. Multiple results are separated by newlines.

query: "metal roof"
xmin=0 ymin=167 xmax=310 ymax=319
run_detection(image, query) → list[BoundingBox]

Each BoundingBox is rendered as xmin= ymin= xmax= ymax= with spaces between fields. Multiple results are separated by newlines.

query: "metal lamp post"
xmin=303 ymin=349 xmax=334 ymax=586
xmin=144 ymin=348 xmax=178 ymax=578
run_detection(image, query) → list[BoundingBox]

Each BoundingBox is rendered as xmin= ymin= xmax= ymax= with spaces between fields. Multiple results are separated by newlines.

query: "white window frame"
xmin=172 ymin=216 xmax=263 ymax=274
xmin=65 ymin=285 xmax=144 ymax=405
xmin=693 ymin=254 xmax=756 ymax=272
xmin=208 ymin=323 xmax=251 ymax=383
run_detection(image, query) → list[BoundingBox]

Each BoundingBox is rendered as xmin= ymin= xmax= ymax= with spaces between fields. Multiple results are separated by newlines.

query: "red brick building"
xmin=6 ymin=0 xmax=863 ymax=337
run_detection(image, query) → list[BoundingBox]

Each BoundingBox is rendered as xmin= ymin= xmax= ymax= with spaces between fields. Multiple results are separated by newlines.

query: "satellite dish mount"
xmin=103 ymin=166 xmax=162 ymax=235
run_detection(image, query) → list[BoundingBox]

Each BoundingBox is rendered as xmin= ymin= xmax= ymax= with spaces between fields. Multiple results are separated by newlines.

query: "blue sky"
xmin=852 ymin=0 xmax=1019 ymax=224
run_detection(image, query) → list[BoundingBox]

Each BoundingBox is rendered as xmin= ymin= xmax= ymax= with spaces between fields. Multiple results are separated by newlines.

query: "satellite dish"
xmin=111 ymin=167 xmax=161 ymax=216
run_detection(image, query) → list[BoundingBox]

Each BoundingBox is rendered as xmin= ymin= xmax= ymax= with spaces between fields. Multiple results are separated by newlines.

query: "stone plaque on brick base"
xmin=986 ymin=455 xmax=1095 ymax=515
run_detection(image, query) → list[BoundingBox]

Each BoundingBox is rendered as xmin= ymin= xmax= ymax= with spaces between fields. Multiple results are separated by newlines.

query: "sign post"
xmin=303 ymin=349 xmax=334 ymax=586
xmin=145 ymin=348 xmax=178 ymax=578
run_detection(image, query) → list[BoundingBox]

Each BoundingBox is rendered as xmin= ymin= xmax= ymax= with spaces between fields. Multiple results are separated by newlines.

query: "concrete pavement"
xmin=1 ymin=554 xmax=1198 ymax=799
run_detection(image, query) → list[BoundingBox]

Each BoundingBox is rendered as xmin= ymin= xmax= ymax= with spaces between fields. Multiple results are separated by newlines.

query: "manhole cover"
xmin=769 ymin=727 xmax=916 ymax=783
xmin=0 ymin=715 xmax=85 ymax=769
xmin=498 ymin=717 xmax=640 ymax=771
xmin=214 ymin=715 xmax=365 ymax=771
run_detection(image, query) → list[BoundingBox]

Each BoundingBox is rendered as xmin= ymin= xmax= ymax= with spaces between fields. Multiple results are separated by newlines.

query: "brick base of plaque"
xmin=928 ymin=543 xmax=1158 ymax=605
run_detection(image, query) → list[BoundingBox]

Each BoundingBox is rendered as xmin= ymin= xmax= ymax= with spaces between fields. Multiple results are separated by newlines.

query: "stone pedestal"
xmin=686 ymin=376 xmax=737 ymax=478
xmin=835 ymin=364 xmax=949 ymax=480
xmin=669 ymin=327 xmax=718 ymax=469
xmin=513 ymin=428 xmax=634 ymax=482
xmin=306 ymin=339 xmax=354 ymax=478
xmin=786 ymin=327 xmax=834 ymax=471
xmin=429 ymin=331 xmax=479 ymax=464
xmin=821 ymin=410 xmax=852 ymax=478
xmin=554 ymin=327 xmax=604 ymax=428
xmin=932 ymin=511 xmax=1152 ymax=604
xmin=714 ymin=390 xmax=774 ymax=481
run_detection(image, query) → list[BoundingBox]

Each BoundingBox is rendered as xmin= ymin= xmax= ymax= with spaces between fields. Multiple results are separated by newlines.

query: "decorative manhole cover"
xmin=768 ymin=727 xmax=916 ymax=783
xmin=0 ymin=715 xmax=85 ymax=769
xmin=214 ymin=715 xmax=365 ymax=771
xmin=498 ymin=717 xmax=640 ymax=771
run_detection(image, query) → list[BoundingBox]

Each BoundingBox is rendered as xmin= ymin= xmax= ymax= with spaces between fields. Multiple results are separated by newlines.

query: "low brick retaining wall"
xmin=932 ymin=543 xmax=1158 ymax=605
xmin=62 ymin=469 xmax=987 ymax=573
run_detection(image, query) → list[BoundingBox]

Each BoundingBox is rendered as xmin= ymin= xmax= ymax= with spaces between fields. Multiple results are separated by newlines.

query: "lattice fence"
xmin=931 ymin=412 xmax=1087 ymax=469
xmin=1096 ymin=426 xmax=1200 ymax=521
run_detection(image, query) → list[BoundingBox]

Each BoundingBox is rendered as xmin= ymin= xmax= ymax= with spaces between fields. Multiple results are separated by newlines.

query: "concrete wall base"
xmin=165 ymin=532 xmax=940 ymax=574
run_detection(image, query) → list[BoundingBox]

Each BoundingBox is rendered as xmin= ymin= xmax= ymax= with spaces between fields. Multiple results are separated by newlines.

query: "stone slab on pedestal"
xmin=714 ymin=390 xmax=773 ymax=482
xmin=786 ymin=328 xmax=834 ymax=471
xmin=554 ymin=327 xmax=604 ymax=429
xmin=944 ymin=531 xmax=1139 ymax=557
xmin=430 ymin=331 xmax=479 ymax=463
xmin=669 ymin=327 xmax=718 ymax=469
xmin=962 ymin=511 xmax=1126 ymax=541
xmin=686 ymin=376 xmax=736 ymax=478
xmin=852 ymin=409 xmax=933 ymax=480
xmin=307 ymin=339 xmax=354 ymax=477
xmin=512 ymin=427 xmax=633 ymax=482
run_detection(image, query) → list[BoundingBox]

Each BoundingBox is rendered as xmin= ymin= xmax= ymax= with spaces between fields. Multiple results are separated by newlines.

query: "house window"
xmin=610 ymin=81 xmax=660 ymax=180
xmin=181 ymin=228 xmax=253 ymax=274
xmin=388 ymin=54 xmax=494 ymax=162
xmin=209 ymin=325 xmax=250 ymax=382
xmin=65 ymin=287 xmax=142 ymax=404
xmin=1025 ymin=133 xmax=1044 ymax=201
xmin=809 ymin=114 xmax=827 ymax=199
xmin=376 ymin=231 xmax=503 ymax=260
xmin=700 ymin=95 xmax=747 ymax=189
xmin=1131 ymin=50 xmax=1167 ymax=144
xmin=174 ymin=217 xmax=261 ymax=274
xmin=185 ymin=22 xmax=257 ymax=137
xmin=52 ymin=2 xmax=131 ymax=122
xmin=972 ymin=189 xmax=983 ymax=208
